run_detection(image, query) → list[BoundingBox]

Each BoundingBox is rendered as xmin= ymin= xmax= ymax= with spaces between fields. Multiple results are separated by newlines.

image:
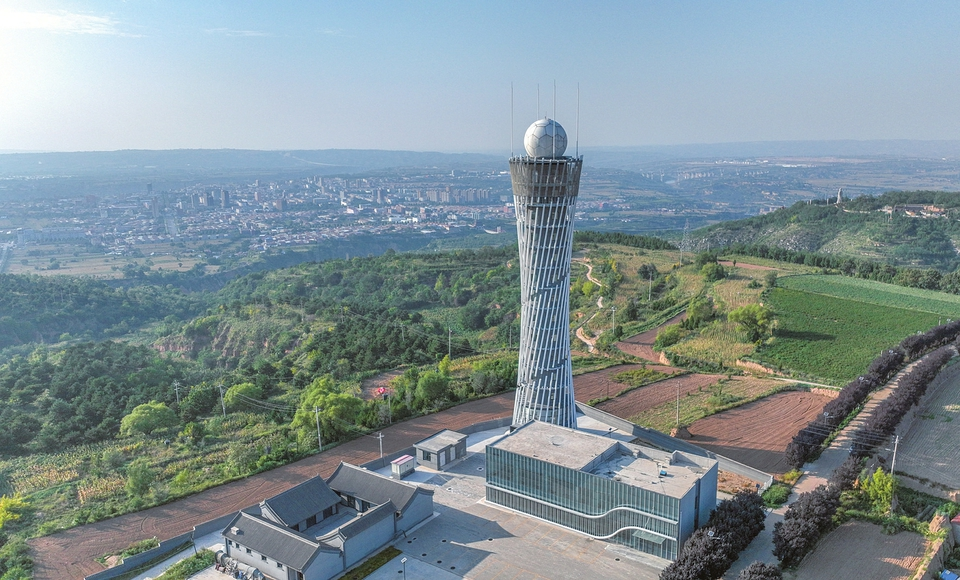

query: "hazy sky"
xmin=2 ymin=1 xmax=960 ymax=153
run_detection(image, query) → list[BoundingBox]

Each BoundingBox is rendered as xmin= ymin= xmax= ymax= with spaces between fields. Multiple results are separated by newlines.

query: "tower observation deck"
xmin=510 ymin=118 xmax=582 ymax=427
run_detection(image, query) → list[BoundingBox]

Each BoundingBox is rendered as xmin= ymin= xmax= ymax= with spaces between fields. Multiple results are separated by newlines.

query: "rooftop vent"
xmin=231 ymin=527 xmax=241 ymax=535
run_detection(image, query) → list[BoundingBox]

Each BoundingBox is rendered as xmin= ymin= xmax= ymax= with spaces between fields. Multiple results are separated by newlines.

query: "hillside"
xmin=691 ymin=190 xmax=960 ymax=271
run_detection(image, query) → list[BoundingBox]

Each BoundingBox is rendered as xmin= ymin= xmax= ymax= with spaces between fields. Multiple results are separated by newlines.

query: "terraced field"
xmin=779 ymin=274 xmax=960 ymax=317
xmin=755 ymin=288 xmax=943 ymax=384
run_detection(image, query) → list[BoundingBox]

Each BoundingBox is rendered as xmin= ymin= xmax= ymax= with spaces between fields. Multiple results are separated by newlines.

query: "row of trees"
xmin=721 ymin=242 xmax=960 ymax=293
xmin=771 ymin=455 xmax=862 ymax=567
xmin=785 ymin=347 xmax=904 ymax=468
xmin=573 ymin=230 xmax=677 ymax=251
xmin=287 ymin=356 xmax=518 ymax=447
xmin=854 ymin=345 xmax=954 ymax=454
xmin=785 ymin=317 xmax=960 ymax=468
xmin=660 ymin=491 xmax=766 ymax=580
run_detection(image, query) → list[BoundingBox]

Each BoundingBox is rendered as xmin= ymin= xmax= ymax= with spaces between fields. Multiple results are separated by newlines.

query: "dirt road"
xmin=614 ymin=312 xmax=686 ymax=363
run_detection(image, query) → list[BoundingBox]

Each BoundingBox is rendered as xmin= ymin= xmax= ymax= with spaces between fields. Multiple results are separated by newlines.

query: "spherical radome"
xmin=524 ymin=118 xmax=567 ymax=158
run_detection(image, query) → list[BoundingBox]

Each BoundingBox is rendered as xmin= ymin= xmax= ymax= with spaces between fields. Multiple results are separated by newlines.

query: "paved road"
xmin=29 ymin=393 xmax=516 ymax=580
xmin=722 ymin=356 xmax=931 ymax=578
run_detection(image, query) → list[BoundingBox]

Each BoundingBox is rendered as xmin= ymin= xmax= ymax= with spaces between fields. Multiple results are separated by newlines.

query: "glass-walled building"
xmin=485 ymin=421 xmax=717 ymax=561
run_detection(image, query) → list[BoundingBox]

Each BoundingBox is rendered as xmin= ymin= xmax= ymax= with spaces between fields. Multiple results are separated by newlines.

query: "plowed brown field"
xmin=594 ymin=373 xmax=723 ymax=418
xmin=686 ymin=390 xmax=833 ymax=474
xmin=572 ymin=363 xmax=681 ymax=401
xmin=793 ymin=520 xmax=925 ymax=580
xmin=615 ymin=313 xmax=685 ymax=362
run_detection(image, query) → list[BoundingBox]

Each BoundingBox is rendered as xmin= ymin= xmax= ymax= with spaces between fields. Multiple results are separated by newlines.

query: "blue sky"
xmin=2 ymin=1 xmax=959 ymax=152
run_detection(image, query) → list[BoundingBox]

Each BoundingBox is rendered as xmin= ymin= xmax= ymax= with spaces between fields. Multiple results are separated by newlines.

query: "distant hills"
xmin=690 ymin=190 xmax=960 ymax=271
xmin=0 ymin=148 xmax=502 ymax=178
xmin=6 ymin=139 xmax=960 ymax=178
xmin=584 ymin=139 xmax=960 ymax=168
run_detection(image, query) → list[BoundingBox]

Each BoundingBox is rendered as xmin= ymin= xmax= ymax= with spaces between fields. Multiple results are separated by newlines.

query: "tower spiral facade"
xmin=511 ymin=118 xmax=582 ymax=427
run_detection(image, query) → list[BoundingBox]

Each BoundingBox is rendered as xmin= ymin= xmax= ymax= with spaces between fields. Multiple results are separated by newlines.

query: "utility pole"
xmin=890 ymin=434 xmax=900 ymax=477
xmin=611 ymin=306 xmax=617 ymax=333
xmin=448 ymin=328 xmax=452 ymax=359
xmin=676 ymin=380 xmax=681 ymax=428
xmin=173 ymin=381 xmax=181 ymax=406
xmin=648 ymin=271 xmax=653 ymax=301
xmin=314 ymin=406 xmax=323 ymax=452
xmin=377 ymin=432 xmax=384 ymax=458
xmin=217 ymin=384 xmax=226 ymax=418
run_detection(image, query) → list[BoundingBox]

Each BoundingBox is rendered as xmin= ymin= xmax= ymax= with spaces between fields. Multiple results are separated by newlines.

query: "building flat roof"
xmin=489 ymin=421 xmax=619 ymax=471
xmin=415 ymin=429 xmax=468 ymax=453
xmin=489 ymin=421 xmax=716 ymax=499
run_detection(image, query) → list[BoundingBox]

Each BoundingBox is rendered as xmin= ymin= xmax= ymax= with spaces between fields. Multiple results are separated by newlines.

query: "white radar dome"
xmin=524 ymin=118 xmax=567 ymax=158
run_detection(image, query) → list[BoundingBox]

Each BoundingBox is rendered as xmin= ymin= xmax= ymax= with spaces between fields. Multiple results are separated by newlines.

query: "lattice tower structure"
xmin=510 ymin=155 xmax=582 ymax=427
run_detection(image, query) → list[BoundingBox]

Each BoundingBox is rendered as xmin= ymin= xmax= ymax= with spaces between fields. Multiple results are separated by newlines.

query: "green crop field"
xmin=778 ymin=275 xmax=960 ymax=319
xmin=755 ymin=288 xmax=943 ymax=385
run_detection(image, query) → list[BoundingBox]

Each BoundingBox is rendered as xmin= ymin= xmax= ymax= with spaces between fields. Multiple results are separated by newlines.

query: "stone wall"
xmin=912 ymin=514 xmax=956 ymax=580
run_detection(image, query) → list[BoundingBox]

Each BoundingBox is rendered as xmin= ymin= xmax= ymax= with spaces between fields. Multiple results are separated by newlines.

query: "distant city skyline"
xmin=2 ymin=1 xmax=960 ymax=153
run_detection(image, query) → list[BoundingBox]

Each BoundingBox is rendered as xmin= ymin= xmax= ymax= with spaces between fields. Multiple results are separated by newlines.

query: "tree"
xmin=0 ymin=495 xmax=28 ymax=530
xmin=772 ymin=517 xmax=820 ymax=568
xmin=415 ymin=370 xmax=449 ymax=407
xmin=0 ymin=409 xmax=40 ymax=455
xmin=686 ymin=297 xmax=714 ymax=327
xmin=581 ymin=280 xmax=596 ymax=297
xmin=438 ymin=355 xmax=452 ymax=376
xmin=736 ymin=562 xmax=782 ymax=580
xmin=862 ymin=467 xmax=896 ymax=513
xmin=654 ymin=324 xmax=686 ymax=350
xmin=764 ymin=270 xmax=778 ymax=288
xmin=181 ymin=421 xmax=206 ymax=446
xmin=660 ymin=528 xmax=734 ymax=580
xmin=728 ymin=304 xmax=774 ymax=342
xmin=179 ymin=384 xmax=218 ymax=422
xmin=291 ymin=375 xmax=363 ymax=444
xmin=701 ymin=262 xmax=726 ymax=282
xmin=829 ymin=454 xmax=863 ymax=491
xmin=223 ymin=382 xmax=263 ymax=412
xmin=119 ymin=401 xmax=179 ymax=437
xmin=125 ymin=459 xmax=155 ymax=498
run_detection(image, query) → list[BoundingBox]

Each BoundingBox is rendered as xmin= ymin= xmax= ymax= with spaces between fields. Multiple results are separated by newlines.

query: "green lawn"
xmin=755 ymin=287 xmax=942 ymax=384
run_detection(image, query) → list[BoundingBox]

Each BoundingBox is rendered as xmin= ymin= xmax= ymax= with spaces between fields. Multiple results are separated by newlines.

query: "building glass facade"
xmin=486 ymin=445 xmax=681 ymax=560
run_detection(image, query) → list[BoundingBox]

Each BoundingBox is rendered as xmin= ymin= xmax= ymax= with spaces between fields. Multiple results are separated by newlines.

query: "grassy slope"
xmin=779 ymin=274 xmax=960 ymax=318
xmin=756 ymin=287 xmax=942 ymax=384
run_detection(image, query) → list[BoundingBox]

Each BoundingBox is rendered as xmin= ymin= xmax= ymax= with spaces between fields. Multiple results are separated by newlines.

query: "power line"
xmin=339 ymin=307 xmax=515 ymax=358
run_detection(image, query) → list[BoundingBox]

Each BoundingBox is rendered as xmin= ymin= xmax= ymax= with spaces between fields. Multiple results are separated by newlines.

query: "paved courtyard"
xmin=364 ymin=425 xmax=667 ymax=580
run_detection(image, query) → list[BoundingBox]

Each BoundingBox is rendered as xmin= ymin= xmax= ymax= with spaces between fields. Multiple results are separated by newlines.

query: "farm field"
xmin=599 ymin=375 xmax=782 ymax=434
xmin=895 ymin=361 xmax=960 ymax=495
xmin=572 ymin=363 xmax=680 ymax=402
xmin=5 ymin=242 xmax=206 ymax=278
xmin=685 ymin=390 xmax=834 ymax=474
xmin=755 ymin=288 xmax=942 ymax=385
xmin=779 ymin=274 xmax=960 ymax=318
xmin=791 ymin=520 xmax=925 ymax=580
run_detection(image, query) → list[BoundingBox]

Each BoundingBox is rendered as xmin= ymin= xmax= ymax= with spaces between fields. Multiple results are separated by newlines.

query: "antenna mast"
xmin=511 ymin=82 xmax=514 ymax=157
xmin=553 ymin=80 xmax=557 ymax=157
xmin=576 ymin=83 xmax=580 ymax=158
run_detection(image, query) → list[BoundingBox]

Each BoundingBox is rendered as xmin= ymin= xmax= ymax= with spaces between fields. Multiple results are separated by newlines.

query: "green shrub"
xmin=654 ymin=324 xmax=685 ymax=350
xmin=155 ymin=550 xmax=215 ymax=580
xmin=762 ymin=483 xmax=791 ymax=507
